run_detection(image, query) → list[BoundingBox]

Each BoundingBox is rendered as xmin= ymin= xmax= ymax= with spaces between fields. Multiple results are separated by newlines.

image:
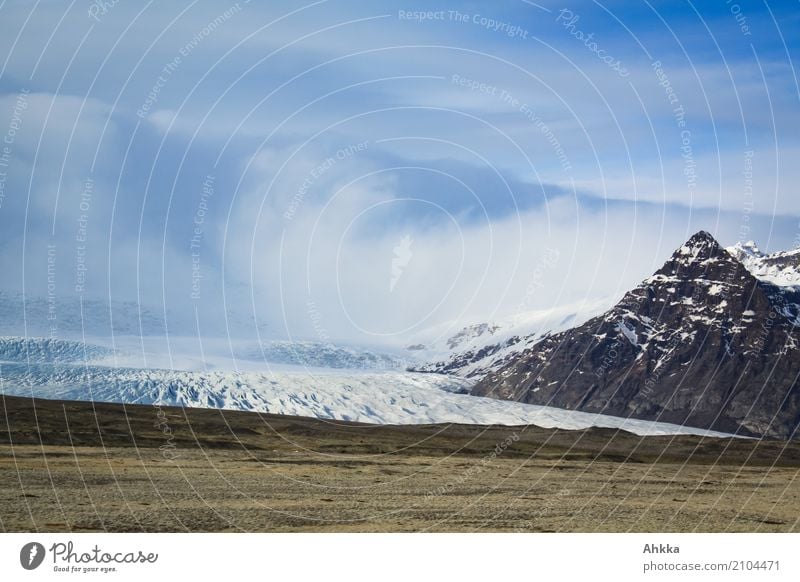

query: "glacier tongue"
xmin=0 ymin=361 xmax=731 ymax=437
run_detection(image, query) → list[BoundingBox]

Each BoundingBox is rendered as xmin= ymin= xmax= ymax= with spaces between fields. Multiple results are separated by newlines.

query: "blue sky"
xmin=0 ymin=0 xmax=797 ymax=342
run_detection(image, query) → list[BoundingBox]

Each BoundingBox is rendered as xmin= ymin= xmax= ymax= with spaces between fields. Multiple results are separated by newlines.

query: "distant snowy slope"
xmin=0 ymin=334 xmax=408 ymax=373
xmin=0 ymin=362 xmax=730 ymax=437
xmin=408 ymin=298 xmax=612 ymax=378
xmin=0 ymin=291 xmax=270 ymax=339
xmin=727 ymin=240 xmax=800 ymax=287
xmin=0 ymin=292 xmax=170 ymax=337
xmin=0 ymin=337 xmax=114 ymax=363
xmin=244 ymin=340 xmax=409 ymax=370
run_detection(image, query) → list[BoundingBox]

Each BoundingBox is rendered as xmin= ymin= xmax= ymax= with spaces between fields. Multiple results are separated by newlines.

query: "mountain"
xmin=472 ymin=231 xmax=800 ymax=439
xmin=4 ymin=232 xmax=795 ymax=439
xmin=0 ymin=335 xmax=408 ymax=373
xmin=0 ymin=291 xmax=167 ymax=337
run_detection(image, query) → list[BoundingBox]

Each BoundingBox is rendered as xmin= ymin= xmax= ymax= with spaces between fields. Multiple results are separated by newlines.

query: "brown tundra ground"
xmin=1 ymin=395 xmax=798 ymax=532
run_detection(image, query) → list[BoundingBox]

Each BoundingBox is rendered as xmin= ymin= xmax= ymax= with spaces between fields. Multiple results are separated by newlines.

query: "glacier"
xmin=0 ymin=336 xmax=732 ymax=437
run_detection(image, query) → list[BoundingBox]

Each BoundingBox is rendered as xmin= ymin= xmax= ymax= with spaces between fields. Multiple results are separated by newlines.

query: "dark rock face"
xmin=472 ymin=231 xmax=800 ymax=439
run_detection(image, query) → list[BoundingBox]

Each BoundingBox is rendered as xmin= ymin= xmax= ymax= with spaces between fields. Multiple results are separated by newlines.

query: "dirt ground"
xmin=1 ymin=395 xmax=798 ymax=532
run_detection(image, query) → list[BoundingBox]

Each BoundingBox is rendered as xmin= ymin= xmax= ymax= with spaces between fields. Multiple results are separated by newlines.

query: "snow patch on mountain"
xmin=0 ymin=334 xmax=409 ymax=374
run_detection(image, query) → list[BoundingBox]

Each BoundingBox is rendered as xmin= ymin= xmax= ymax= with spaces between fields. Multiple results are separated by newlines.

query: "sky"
xmin=0 ymin=0 xmax=798 ymax=344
